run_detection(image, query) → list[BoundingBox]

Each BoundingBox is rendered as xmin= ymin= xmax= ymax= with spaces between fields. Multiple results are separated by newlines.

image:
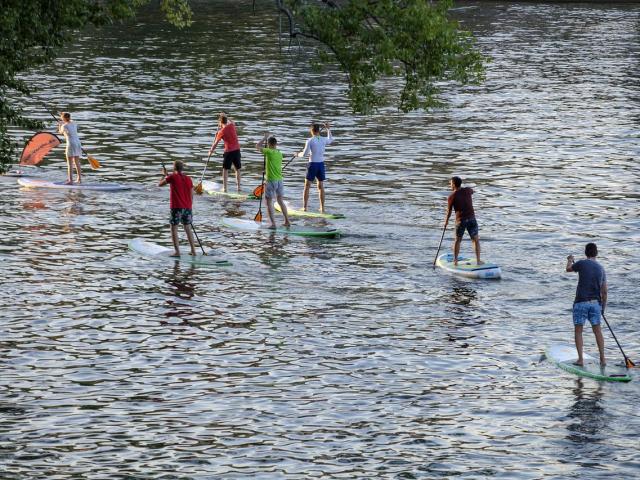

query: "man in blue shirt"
xmin=566 ymin=242 xmax=608 ymax=366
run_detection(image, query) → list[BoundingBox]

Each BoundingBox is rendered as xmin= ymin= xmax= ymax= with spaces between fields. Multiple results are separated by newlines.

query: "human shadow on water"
xmin=256 ymin=231 xmax=291 ymax=269
xmin=565 ymin=378 xmax=607 ymax=445
xmin=162 ymin=262 xmax=198 ymax=321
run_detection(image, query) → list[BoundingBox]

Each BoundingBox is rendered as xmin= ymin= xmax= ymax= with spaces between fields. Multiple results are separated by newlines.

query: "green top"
xmin=262 ymin=147 xmax=283 ymax=181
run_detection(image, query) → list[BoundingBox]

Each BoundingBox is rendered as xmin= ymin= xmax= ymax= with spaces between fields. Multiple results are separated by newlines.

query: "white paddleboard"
xmin=546 ymin=344 xmax=632 ymax=382
xmin=436 ymin=253 xmax=501 ymax=279
xmin=128 ymin=238 xmax=231 ymax=266
xmin=18 ymin=178 xmax=131 ymax=191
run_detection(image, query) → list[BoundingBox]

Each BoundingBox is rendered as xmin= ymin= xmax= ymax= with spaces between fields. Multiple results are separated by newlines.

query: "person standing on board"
xmin=444 ymin=176 xmax=482 ymax=266
xmin=57 ymin=112 xmax=83 ymax=184
xmin=159 ymin=160 xmax=197 ymax=257
xmin=297 ymin=122 xmax=333 ymax=213
xmin=209 ymin=113 xmax=242 ymax=193
xmin=566 ymin=243 xmax=607 ymax=366
xmin=256 ymin=133 xmax=291 ymax=229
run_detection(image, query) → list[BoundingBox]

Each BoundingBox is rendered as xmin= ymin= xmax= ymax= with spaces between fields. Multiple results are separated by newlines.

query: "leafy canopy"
xmin=285 ymin=0 xmax=485 ymax=113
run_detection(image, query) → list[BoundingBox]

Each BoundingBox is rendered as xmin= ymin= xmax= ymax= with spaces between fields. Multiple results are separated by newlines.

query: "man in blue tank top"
xmin=565 ymin=242 xmax=608 ymax=366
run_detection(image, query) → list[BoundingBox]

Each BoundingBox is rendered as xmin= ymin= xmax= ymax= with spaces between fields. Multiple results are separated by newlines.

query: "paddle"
xmin=162 ymin=160 xmax=206 ymax=255
xmin=44 ymin=109 xmax=101 ymax=169
xmin=602 ymin=313 xmax=636 ymax=368
xmin=433 ymin=222 xmax=447 ymax=266
xmin=252 ymin=152 xmax=298 ymax=198
xmin=194 ymin=124 xmax=221 ymax=195
xmin=194 ymin=149 xmax=214 ymax=195
xmin=190 ymin=222 xmax=207 ymax=256
xmin=254 ymin=154 xmax=266 ymax=222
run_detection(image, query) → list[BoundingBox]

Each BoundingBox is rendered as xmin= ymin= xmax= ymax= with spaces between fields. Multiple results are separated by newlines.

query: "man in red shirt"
xmin=444 ymin=176 xmax=483 ymax=266
xmin=159 ymin=160 xmax=197 ymax=257
xmin=209 ymin=113 xmax=242 ymax=193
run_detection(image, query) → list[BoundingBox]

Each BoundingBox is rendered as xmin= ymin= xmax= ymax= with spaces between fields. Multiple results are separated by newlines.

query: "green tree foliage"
xmin=0 ymin=0 xmax=191 ymax=173
xmin=285 ymin=0 xmax=485 ymax=113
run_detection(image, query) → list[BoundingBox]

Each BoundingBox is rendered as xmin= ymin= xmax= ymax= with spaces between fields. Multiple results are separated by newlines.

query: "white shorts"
xmin=66 ymin=142 xmax=82 ymax=157
xmin=265 ymin=180 xmax=284 ymax=199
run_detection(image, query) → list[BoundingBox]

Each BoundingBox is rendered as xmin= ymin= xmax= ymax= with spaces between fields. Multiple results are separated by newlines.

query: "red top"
xmin=215 ymin=122 xmax=241 ymax=152
xmin=448 ymin=187 xmax=475 ymax=222
xmin=166 ymin=172 xmax=193 ymax=209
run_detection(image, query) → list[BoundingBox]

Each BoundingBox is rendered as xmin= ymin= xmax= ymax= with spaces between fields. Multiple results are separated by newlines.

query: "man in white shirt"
xmin=297 ymin=122 xmax=333 ymax=212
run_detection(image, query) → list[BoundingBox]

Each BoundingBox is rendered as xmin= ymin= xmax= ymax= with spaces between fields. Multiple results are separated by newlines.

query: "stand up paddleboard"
xmin=18 ymin=178 xmax=131 ymax=191
xmin=201 ymin=180 xmax=259 ymax=201
xmin=275 ymin=200 xmax=345 ymax=219
xmin=546 ymin=344 xmax=632 ymax=382
xmin=128 ymin=238 xmax=231 ymax=266
xmin=221 ymin=217 xmax=341 ymax=238
xmin=436 ymin=253 xmax=501 ymax=279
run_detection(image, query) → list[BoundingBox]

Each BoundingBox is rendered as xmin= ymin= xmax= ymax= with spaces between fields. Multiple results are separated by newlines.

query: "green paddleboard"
xmin=275 ymin=200 xmax=345 ymax=219
xmin=546 ymin=344 xmax=632 ymax=382
xmin=221 ymin=217 xmax=341 ymax=238
xmin=201 ymin=180 xmax=259 ymax=201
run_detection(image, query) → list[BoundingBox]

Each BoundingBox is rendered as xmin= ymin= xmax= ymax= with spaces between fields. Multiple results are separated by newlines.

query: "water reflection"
xmin=163 ymin=262 xmax=197 ymax=319
xmin=565 ymin=379 xmax=606 ymax=444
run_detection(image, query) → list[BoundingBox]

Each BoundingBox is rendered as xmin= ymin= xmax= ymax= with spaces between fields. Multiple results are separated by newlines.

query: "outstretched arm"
xmin=256 ymin=132 xmax=269 ymax=152
xmin=566 ymin=255 xmax=575 ymax=272
xmin=297 ymin=138 xmax=311 ymax=158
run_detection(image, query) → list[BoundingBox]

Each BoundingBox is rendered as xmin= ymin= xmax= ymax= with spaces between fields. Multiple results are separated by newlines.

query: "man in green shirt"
xmin=256 ymin=133 xmax=291 ymax=228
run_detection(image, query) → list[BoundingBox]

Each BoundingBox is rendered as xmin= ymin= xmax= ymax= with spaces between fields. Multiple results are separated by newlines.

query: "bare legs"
xmin=573 ymin=323 xmax=606 ymax=366
xmin=267 ymin=196 xmax=290 ymax=228
xmin=66 ymin=155 xmax=82 ymax=184
xmin=170 ymin=224 xmax=197 ymax=257
xmin=452 ymin=234 xmax=482 ymax=266
xmin=302 ymin=179 xmax=325 ymax=212
xmin=222 ymin=168 xmax=241 ymax=192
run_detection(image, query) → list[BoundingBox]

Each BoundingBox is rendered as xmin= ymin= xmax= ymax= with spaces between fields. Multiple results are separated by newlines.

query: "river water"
xmin=2 ymin=1 xmax=639 ymax=478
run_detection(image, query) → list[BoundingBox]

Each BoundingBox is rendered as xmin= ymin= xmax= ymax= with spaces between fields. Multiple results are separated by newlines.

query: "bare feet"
xmin=267 ymin=223 xmax=277 ymax=230
xmin=189 ymin=251 xmax=196 ymax=256
xmin=320 ymin=208 xmax=326 ymax=214
xmin=572 ymin=361 xmax=584 ymax=367
xmin=65 ymin=179 xmax=73 ymax=185
xmin=169 ymin=251 xmax=180 ymax=257
xmin=453 ymin=258 xmax=459 ymax=266
xmin=477 ymin=260 xmax=484 ymax=265
xmin=283 ymin=221 xmax=291 ymax=227
xmin=302 ymin=206 xmax=307 ymax=212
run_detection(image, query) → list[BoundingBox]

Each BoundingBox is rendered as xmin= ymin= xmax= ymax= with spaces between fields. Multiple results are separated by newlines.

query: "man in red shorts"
xmin=159 ymin=160 xmax=197 ymax=257
xmin=209 ymin=113 xmax=242 ymax=193
xmin=444 ymin=176 xmax=483 ymax=266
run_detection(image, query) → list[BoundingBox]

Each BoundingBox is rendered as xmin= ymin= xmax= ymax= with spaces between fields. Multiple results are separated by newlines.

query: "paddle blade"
xmin=19 ymin=132 xmax=61 ymax=166
xmin=87 ymin=155 xmax=101 ymax=170
xmin=253 ymin=183 xmax=264 ymax=198
xmin=626 ymin=358 xmax=636 ymax=368
xmin=194 ymin=182 xmax=204 ymax=195
xmin=254 ymin=210 xmax=262 ymax=222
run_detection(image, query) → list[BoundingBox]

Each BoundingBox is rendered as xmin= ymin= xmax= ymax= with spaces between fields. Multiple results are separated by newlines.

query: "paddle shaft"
xmin=602 ymin=313 xmax=635 ymax=367
xmin=255 ymin=156 xmax=266 ymax=221
xmin=190 ymin=223 xmax=206 ymax=255
xmin=433 ymin=222 xmax=447 ymax=266
xmin=199 ymin=126 xmax=221 ymax=185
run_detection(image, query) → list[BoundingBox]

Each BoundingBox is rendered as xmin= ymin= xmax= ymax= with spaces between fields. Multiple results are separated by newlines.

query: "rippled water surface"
xmin=2 ymin=1 xmax=639 ymax=478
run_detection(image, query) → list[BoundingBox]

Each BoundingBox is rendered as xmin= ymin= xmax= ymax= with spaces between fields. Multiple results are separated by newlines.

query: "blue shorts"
xmin=455 ymin=218 xmax=479 ymax=238
xmin=306 ymin=162 xmax=326 ymax=182
xmin=572 ymin=300 xmax=602 ymax=327
xmin=170 ymin=208 xmax=193 ymax=226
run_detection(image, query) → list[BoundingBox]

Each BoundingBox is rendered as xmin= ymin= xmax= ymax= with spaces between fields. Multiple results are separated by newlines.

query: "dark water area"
xmin=1 ymin=1 xmax=639 ymax=477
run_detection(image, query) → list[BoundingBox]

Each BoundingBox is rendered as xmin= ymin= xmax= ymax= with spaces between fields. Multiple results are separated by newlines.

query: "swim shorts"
xmin=573 ymin=300 xmax=602 ymax=327
xmin=170 ymin=208 xmax=193 ymax=226
xmin=305 ymin=162 xmax=326 ymax=182
xmin=222 ymin=149 xmax=242 ymax=170
xmin=455 ymin=217 xmax=479 ymax=238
